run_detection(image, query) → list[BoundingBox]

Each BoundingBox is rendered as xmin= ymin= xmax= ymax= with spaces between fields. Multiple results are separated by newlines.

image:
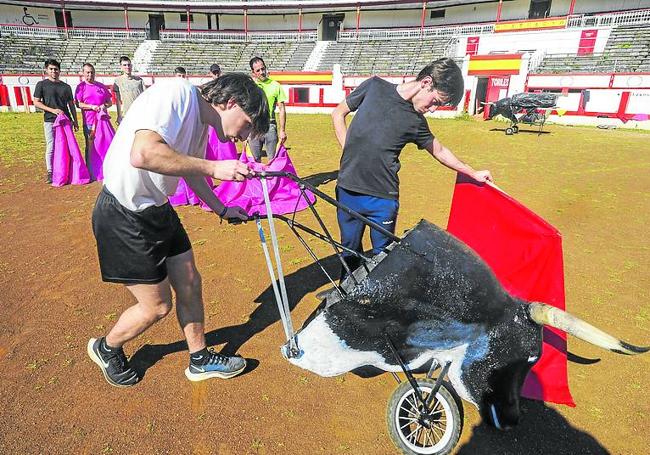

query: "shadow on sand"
xmin=458 ymin=398 xmax=609 ymax=454
xmin=490 ymin=127 xmax=551 ymax=135
xmin=130 ymin=253 xmax=341 ymax=377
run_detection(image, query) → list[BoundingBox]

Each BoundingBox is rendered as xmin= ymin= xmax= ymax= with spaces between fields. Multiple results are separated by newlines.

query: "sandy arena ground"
xmin=0 ymin=113 xmax=648 ymax=454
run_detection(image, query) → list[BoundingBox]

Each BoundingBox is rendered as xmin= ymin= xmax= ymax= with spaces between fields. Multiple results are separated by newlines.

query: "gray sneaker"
xmin=185 ymin=348 xmax=246 ymax=382
xmin=87 ymin=337 xmax=140 ymax=388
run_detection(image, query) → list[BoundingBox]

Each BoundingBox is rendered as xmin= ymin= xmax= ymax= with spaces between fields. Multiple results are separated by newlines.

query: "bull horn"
xmin=527 ymin=302 xmax=649 ymax=355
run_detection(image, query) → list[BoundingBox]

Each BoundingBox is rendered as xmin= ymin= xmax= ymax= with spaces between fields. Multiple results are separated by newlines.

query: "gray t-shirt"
xmin=113 ymin=74 xmax=145 ymax=118
xmin=338 ymin=76 xmax=434 ymax=200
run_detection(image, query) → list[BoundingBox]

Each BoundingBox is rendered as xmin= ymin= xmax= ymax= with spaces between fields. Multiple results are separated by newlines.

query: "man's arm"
xmin=425 ymin=138 xmax=493 ymax=183
xmin=113 ymin=83 xmax=123 ymax=123
xmin=33 ymin=98 xmax=64 ymax=116
xmin=130 ymin=130 xmax=251 ymax=181
xmin=184 ymin=176 xmax=247 ymax=221
xmin=278 ymin=102 xmax=287 ymax=144
xmin=68 ymin=99 xmax=78 ymax=130
xmin=331 ymin=99 xmax=351 ymax=149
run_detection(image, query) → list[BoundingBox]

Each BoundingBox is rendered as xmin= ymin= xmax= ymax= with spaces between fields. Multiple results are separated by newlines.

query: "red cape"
xmin=447 ymin=174 xmax=575 ymax=406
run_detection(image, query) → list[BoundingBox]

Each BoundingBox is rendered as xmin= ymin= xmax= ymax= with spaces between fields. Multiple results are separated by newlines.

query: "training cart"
xmin=236 ymin=171 xmax=463 ymax=455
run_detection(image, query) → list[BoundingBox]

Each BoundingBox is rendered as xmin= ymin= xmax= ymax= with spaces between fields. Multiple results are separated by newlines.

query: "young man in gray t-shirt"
xmin=331 ymin=58 xmax=493 ymax=279
xmin=113 ymin=56 xmax=145 ymax=124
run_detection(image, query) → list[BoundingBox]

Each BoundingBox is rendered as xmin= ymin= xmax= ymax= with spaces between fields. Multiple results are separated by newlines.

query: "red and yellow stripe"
xmin=468 ymin=54 xmax=522 ymax=76
xmin=271 ymin=72 xmax=333 ymax=85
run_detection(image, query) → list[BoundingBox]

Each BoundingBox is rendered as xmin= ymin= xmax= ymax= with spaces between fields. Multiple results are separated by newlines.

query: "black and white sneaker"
xmin=87 ymin=337 xmax=140 ymax=388
xmin=185 ymin=348 xmax=246 ymax=382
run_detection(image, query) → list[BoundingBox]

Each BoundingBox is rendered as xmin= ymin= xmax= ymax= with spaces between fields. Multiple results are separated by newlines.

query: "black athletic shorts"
xmin=92 ymin=186 xmax=192 ymax=284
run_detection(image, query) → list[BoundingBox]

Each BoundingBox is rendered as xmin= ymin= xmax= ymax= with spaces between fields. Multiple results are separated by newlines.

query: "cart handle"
xmin=255 ymin=171 xmax=401 ymax=243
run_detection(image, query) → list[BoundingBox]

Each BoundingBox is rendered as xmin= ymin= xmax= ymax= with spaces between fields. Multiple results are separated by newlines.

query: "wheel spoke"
xmin=405 ymin=425 xmax=421 ymax=443
xmin=427 ymin=429 xmax=436 ymax=446
xmin=399 ymin=405 xmax=419 ymax=419
xmin=405 ymin=394 xmax=419 ymax=410
xmin=400 ymin=419 xmax=418 ymax=430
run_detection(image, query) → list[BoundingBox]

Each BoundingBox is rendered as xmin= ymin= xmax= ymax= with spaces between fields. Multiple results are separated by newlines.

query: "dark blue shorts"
xmin=336 ymin=186 xmax=399 ymax=258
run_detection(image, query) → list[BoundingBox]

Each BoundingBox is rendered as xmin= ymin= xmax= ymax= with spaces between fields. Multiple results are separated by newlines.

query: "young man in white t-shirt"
xmin=87 ymin=73 xmax=269 ymax=387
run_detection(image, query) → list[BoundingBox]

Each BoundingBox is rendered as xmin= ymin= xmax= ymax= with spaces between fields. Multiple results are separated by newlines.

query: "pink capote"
xmin=51 ymin=114 xmax=90 ymax=187
xmin=214 ymin=144 xmax=316 ymax=216
xmin=206 ymin=126 xmax=237 ymax=161
xmin=87 ymin=109 xmax=114 ymax=181
xmin=169 ymin=127 xmax=237 ymax=208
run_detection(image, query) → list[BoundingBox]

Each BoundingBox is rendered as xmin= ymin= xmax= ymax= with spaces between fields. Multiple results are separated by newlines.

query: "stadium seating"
xmin=534 ymin=24 xmax=650 ymax=73
xmin=0 ymin=35 xmax=140 ymax=74
xmin=316 ymin=38 xmax=452 ymax=74
xmin=147 ymin=41 xmax=316 ymax=75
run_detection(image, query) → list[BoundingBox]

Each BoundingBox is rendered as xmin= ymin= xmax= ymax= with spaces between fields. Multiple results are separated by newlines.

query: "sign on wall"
xmin=494 ymin=17 xmax=567 ymax=33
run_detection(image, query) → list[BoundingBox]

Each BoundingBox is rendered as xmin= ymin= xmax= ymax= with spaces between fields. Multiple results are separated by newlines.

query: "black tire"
xmin=505 ymin=127 xmax=514 ymax=135
xmin=386 ymin=379 xmax=462 ymax=455
xmin=512 ymin=125 xmax=519 ymax=133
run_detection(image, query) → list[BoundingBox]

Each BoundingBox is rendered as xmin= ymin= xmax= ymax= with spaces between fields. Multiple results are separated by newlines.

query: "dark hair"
xmin=174 ymin=66 xmax=187 ymax=75
xmin=416 ymin=58 xmax=464 ymax=107
xmin=249 ymin=56 xmax=265 ymax=70
xmin=200 ymin=73 xmax=269 ymax=137
xmin=44 ymin=59 xmax=60 ymax=70
xmin=82 ymin=62 xmax=95 ymax=71
xmin=119 ymin=56 xmax=131 ymax=64
xmin=209 ymin=63 xmax=221 ymax=75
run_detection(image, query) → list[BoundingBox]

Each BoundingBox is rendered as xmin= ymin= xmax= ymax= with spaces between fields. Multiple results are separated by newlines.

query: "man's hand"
xmin=212 ymin=160 xmax=252 ymax=181
xmin=279 ymin=130 xmax=287 ymax=144
xmin=52 ymin=108 xmax=65 ymax=116
xmin=73 ymin=122 xmax=79 ymax=132
xmin=93 ymin=105 xmax=101 ymax=112
xmin=221 ymin=206 xmax=249 ymax=221
xmin=471 ymin=170 xmax=494 ymax=183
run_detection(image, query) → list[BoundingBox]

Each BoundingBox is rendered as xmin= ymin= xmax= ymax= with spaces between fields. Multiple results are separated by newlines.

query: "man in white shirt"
xmin=87 ymin=73 xmax=269 ymax=387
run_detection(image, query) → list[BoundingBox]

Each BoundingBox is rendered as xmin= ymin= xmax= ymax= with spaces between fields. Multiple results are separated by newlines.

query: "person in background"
xmin=248 ymin=56 xmax=287 ymax=162
xmin=75 ymin=63 xmax=112 ymax=165
xmin=174 ymin=66 xmax=187 ymax=78
xmin=208 ymin=63 xmax=221 ymax=79
xmin=33 ymin=58 xmax=78 ymax=183
xmin=113 ymin=56 xmax=144 ymax=125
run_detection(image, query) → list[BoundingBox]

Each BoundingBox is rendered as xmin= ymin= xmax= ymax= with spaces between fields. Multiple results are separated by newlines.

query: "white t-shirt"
xmin=103 ymin=79 xmax=209 ymax=211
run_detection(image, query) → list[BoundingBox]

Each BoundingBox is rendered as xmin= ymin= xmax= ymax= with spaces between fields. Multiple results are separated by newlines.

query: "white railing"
xmin=69 ymin=28 xmax=145 ymax=40
xmin=160 ymin=30 xmax=317 ymax=42
xmin=0 ymin=24 xmax=65 ymax=38
xmin=338 ymin=23 xmax=494 ymax=41
xmin=0 ymin=24 xmax=144 ymax=40
xmin=567 ymin=8 xmax=650 ymax=28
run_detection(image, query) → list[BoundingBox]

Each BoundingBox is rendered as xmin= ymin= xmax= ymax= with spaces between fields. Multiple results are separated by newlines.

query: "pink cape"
xmin=51 ymin=114 xmax=90 ymax=187
xmin=213 ymin=144 xmax=316 ymax=216
xmin=206 ymin=126 xmax=237 ymax=161
xmin=447 ymin=174 xmax=575 ymax=407
xmin=88 ymin=109 xmax=114 ymax=181
xmin=169 ymin=127 xmax=237 ymax=209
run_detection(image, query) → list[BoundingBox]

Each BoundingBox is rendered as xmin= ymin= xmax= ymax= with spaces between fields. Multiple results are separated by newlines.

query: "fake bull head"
xmin=486 ymin=97 xmax=517 ymax=122
xmin=284 ymin=220 xmax=647 ymax=429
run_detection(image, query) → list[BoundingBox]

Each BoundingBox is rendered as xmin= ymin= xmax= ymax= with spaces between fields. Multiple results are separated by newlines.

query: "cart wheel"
xmin=505 ymin=127 xmax=514 ymax=135
xmin=386 ymin=379 xmax=461 ymax=455
xmin=512 ymin=125 xmax=519 ymax=134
